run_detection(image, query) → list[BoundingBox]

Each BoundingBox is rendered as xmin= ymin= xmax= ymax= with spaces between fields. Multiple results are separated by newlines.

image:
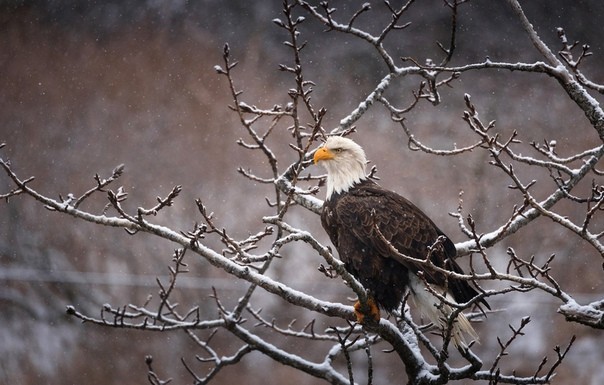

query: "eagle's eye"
xmin=333 ymin=148 xmax=343 ymax=153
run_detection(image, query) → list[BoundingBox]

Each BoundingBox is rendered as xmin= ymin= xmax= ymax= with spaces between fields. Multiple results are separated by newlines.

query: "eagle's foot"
xmin=354 ymin=297 xmax=380 ymax=324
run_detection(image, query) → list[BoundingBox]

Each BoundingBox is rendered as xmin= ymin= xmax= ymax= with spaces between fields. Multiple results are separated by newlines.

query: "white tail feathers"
xmin=408 ymin=274 xmax=479 ymax=348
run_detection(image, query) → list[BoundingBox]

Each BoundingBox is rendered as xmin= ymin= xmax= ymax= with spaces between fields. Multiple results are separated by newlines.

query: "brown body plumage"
xmin=314 ymin=136 xmax=488 ymax=347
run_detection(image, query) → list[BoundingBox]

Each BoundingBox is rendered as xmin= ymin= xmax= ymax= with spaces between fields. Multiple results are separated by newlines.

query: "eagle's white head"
xmin=313 ymin=136 xmax=368 ymax=199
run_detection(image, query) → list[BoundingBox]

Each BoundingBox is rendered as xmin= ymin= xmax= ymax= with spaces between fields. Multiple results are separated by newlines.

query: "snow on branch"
xmin=452 ymin=95 xmax=604 ymax=258
xmin=3 ymin=0 xmax=604 ymax=384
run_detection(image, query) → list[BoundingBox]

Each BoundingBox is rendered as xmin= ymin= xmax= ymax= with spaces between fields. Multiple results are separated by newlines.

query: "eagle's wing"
xmin=334 ymin=183 xmax=484 ymax=306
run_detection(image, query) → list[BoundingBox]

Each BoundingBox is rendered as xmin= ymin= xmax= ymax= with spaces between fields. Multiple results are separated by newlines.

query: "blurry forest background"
xmin=1 ymin=0 xmax=603 ymax=384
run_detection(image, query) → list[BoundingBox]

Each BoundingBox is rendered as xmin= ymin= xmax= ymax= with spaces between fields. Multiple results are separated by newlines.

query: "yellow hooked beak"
xmin=313 ymin=146 xmax=335 ymax=164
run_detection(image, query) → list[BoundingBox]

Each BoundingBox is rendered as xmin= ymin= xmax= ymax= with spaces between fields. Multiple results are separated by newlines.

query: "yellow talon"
xmin=354 ymin=297 xmax=380 ymax=324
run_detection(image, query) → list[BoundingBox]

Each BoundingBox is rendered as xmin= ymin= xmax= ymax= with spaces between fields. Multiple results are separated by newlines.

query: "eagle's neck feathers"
xmin=324 ymin=158 xmax=367 ymax=199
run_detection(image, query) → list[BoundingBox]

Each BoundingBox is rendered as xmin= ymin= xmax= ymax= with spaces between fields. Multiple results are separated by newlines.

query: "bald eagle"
xmin=314 ymin=136 xmax=488 ymax=347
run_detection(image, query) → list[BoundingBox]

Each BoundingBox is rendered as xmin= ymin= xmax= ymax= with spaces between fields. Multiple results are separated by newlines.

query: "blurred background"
xmin=1 ymin=0 xmax=603 ymax=383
